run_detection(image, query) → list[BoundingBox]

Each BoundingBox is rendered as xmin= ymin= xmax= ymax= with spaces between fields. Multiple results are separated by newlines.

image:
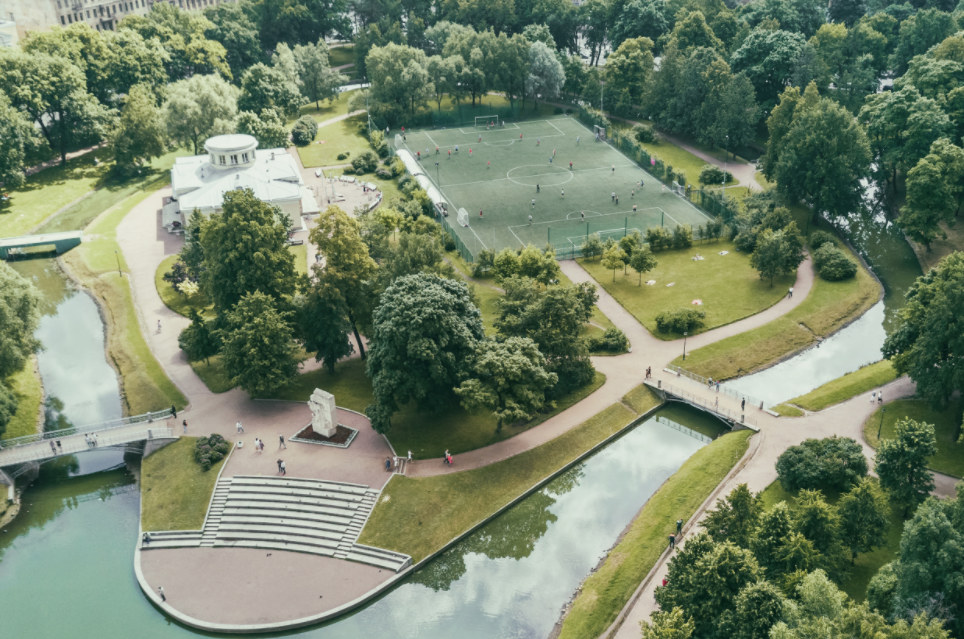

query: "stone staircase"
xmin=143 ymin=475 xmax=410 ymax=573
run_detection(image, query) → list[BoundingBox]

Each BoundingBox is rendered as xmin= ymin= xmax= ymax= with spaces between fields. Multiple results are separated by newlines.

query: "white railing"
xmin=666 ymin=365 xmax=770 ymax=410
xmin=652 ymin=381 xmax=757 ymax=429
xmin=655 ymin=416 xmax=714 ymax=444
xmin=0 ymin=428 xmax=173 ymax=466
xmin=0 ymin=408 xmax=174 ymax=449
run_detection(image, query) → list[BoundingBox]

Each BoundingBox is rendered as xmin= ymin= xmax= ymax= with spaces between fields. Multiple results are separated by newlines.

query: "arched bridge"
xmin=0 ymin=230 xmax=83 ymax=259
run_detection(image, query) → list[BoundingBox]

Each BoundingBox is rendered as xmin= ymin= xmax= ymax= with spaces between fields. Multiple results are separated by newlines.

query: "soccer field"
xmin=397 ymin=117 xmax=711 ymax=258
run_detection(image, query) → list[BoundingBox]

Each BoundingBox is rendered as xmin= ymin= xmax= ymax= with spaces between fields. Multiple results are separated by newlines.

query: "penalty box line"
xmin=508 ymin=207 xmax=669 ymax=231
xmin=439 ymin=163 xmax=640 ymax=189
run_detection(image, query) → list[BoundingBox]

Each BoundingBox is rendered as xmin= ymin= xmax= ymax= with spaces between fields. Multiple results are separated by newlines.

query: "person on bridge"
xmin=50 ymin=441 xmax=57 ymax=454
xmin=741 ymin=398 xmax=745 ymax=411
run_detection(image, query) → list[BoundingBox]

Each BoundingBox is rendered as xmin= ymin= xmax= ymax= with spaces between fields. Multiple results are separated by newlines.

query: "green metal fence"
xmin=436 ymin=210 xmax=475 ymax=263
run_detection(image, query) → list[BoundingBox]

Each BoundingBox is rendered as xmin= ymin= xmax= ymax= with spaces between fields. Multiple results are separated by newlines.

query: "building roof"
xmin=205 ymin=134 xmax=258 ymax=154
xmin=172 ymin=147 xmax=303 ymax=212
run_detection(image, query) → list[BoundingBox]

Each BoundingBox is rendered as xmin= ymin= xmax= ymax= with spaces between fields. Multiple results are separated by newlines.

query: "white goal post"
xmin=395 ymin=134 xmax=404 ymax=149
xmin=594 ymin=124 xmax=606 ymax=139
xmin=474 ymin=116 xmax=497 ymax=128
xmin=672 ymin=181 xmax=686 ymax=196
xmin=457 ymin=208 xmax=469 ymax=227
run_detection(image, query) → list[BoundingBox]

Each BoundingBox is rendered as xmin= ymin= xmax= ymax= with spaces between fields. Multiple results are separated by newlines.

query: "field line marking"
xmin=508 ymin=226 xmax=526 ymax=248
xmin=424 ymin=131 xmax=438 ymax=148
xmin=546 ymin=119 xmax=565 ymax=134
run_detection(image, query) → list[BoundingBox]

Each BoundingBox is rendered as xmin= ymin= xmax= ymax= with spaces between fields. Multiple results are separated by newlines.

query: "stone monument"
xmin=308 ymin=388 xmax=338 ymax=438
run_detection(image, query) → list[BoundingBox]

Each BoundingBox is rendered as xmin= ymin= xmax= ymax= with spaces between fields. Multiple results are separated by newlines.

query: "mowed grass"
xmin=154 ymin=255 xmax=215 ymax=320
xmin=141 ymin=437 xmax=228 ymax=531
xmin=262 ymin=356 xmax=607 ymax=458
xmin=774 ymin=360 xmax=897 ymax=413
xmin=638 ymin=137 xmax=741 ymax=189
xmin=559 ymin=429 xmax=753 ymax=639
xmin=0 ymin=147 xmax=111 ymax=237
xmin=1 ymin=357 xmax=42 ymax=440
xmin=671 ymin=242 xmax=880 ymax=380
xmin=758 ymin=479 xmax=903 ymax=602
xmin=864 ymin=398 xmax=964 ymax=478
xmin=297 ymin=113 xmax=370 ymax=168
xmin=292 ymin=89 xmax=357 ymax=126
xmin=359 ymin=389 xmax=663 ymax=562
xmin=328 ymin=45 xmax=354 ymax=68
xmin=579 ymin=239 xmax=792 ymax=339
xmin=62 ymin=181 xmax=187 ymax=414
xmin=401 ymin=116 xmax=710 ymax=255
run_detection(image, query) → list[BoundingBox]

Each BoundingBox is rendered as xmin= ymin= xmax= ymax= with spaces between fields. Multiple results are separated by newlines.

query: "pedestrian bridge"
xmin=0 ymin=230 xmax=83 ymax=259
xmin=644 ymin=378 xmax=759 ymax=431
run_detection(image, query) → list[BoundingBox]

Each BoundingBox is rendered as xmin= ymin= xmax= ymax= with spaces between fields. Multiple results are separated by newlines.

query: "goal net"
xmin=672 ymin=181 xmax=686 ymax=196
xmin=594 ymin=125 xmax=606 ymax=140
xmin=457 ymin=208 xmax=469 ymax=227
xmin=475 ymin=116 xmax=497 ymax=128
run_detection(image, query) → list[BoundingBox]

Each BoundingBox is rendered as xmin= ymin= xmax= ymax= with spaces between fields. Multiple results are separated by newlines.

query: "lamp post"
xmin=722 ymin=135 xmax=729 ymax=196
xmin=435 ymin=161 xmax=440 ymax=186
xmin=877 ymin=406 xmax=886 ymax=440
xmin=683 ymin=331 xmax=688 ymax=360
xmin=115 ymin=250 xmax=121 ymax=276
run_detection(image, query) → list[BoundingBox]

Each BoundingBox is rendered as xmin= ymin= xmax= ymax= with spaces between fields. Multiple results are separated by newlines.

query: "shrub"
xmin=632 ymin=123 xmax=655 ymax=144
xmin=587 ymin=327 xmax=629 ymax=352
xmin=699 ymin=164 xmax=734 ymax=185
xmin=351 ymin=149 xmax=379 ymax=173
xmin=581 ymin=233 xmax=603 ymax=260
xmin=290 ymin=115 xmax=318 ymax=146
xmin=775 ymin=436 xmax=868 ymax=492
xmin=813 ymin=244 xmax=857 ymax=281
xmin=493 ymin=247 xmax=520 ymax=279
xmin=645 ymin=226 xmax=673 ymax=250
xmin=443 ymin=232 xmax=456 ymax=251
xmin=336 ymin=152 xmax=350 ymax=161
xmin=194 ymin=433 xmax=230 ymax=471
xmin=808 ymin=230 xmax=835 ymax=251
xmin=375 ymin=167 xmax=391 ymax=179
xmin=655 ymin=307 xmax=706 ymax=333
xmin=341 ymin=166 xmax=354 ymax=174
xmin=473 ymin=248 xmax=495 ymax=276
xmin=672 ymin=224 xmax=693 ymax=249
xmin=389 ymin=157 xmax=406 ymax=177
xmin=369 ymin=130 xmax=389 ymax=157
xmin=553 ymin=106 xmax=564 ymax=114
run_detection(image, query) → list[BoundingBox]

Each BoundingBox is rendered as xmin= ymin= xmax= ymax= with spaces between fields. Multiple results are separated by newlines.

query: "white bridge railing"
xmin=0 ymin=408 xmax=175 ymax=450
xmin=666 ymin=365 xmax=770 ymax=410
xmin=648 ymin=380 xmax=758 ymax=430
xmin=0 ymin=428 xmax=174 ymax=468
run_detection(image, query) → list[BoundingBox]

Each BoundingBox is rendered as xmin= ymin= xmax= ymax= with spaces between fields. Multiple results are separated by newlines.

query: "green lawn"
xmin=758 ymin=479 xmax=903 ymax=602
xmin=292 ymin=89 xmax=357 ymax=126
xmin=141 ymin=437 xmax=229 ymax=531
xmin=328 ymin=45 xmax=354 ymax=68
xmin=291 ymin=242 xmax=308 ymax=277
xmin=864 ymin=398 xmax=964 ymax=478
xmin=470 ymin=282 xmax=502 ymax=336
xmin=638 ymin=138 xmax=741 ymax=189
xmin=580 ymin=239 xmax=792 ymax=339
xmin=155 ymin=255 xmax=215 ymax=320
xmin=671 ymin=242 xmax=880 ymax=379
xmin=1 ymin=357 xmax=42 ymax=440
xmin=62 ymin=180 xmax=187 ymax=414
xmin=296 ymin=113 xmax=371 ymax=168
xmin=189 ymin=355 xmax=236 ymax=394
xmin=773 ymin=404 xmax=805 ymax=417
xmin=262 ymin=356 xmax=608 ymax=458
xmin=359 ymin=388 xmax=664 ymax=562
xmin=560 ymin=429 xmax=753 ymax=639
xmin=774 ymin=360 xmax=897 ymax=414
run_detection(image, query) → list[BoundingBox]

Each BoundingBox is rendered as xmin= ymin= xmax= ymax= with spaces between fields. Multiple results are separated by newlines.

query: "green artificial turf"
xmin=864 ymin=398 xmax=964 ymax=478
xmin=580 ymin=239 xmax=792 ymax=339
xmin=141 ymin=437 xmax=229 ymax=531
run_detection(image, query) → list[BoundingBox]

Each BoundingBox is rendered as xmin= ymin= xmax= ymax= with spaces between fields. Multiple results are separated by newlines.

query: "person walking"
xmin=669 ymin=533 xmax=676 ymax=550
xmin=182 ymin=420 xmax=188 ymax=434
xmin=407 ymin=450 xmax=413 ymax=462
xmin=871 ymin=391 xmax=876 ymax=403
xmin=611 ymin=191 xmax=615 ymax=202
xmin=448 ymin=149 xmax=451 ymax=159
xmin=277 ymin=459 xmax=283 ymax=473
xmin=569 ymin=161 xmax=573 ymax=169
xmin=788 ymin=286 xmax=793 ymax=298
xmin=576 ymin=136 xmax=580 ymax=145
xmin=236 ymin=421 xmax=244 ymax=433
xmin=280 ymin=460 xmax=286 ymax=475
xmin=580 ymin=211 xmax=585 ymax=221
xmin=157 ymin=319 xmax=162 ymax=333
xmin=741 ymin=398 xmax=745 ymax=411
xmin=50 ymin=441 xmax=57 ymax=454
xmin=529 ymin=214 xmax=533 ymax=225
xmin=676 ymin=519 xmax=683 ymax=535
xmin=85 ymin=434 xmax=91 ymax=448
xmin=716 ymin=381 xmax=720 ymax=393
xmin=385 ymin=458 xmax=391 ymax=471
xmin=632 ymin=189 xmax=635 ymax=198
xmin=616 ymin=195 xmax=619 ymax=205
xmin=158 ymin=586 xmax=166 ymax=602
xmin=392 ymin=455 xmax=398 ymax=470
xmin=171 ymin=405 xmax=177 ymax=419
xmin=878 ymin=391 xmax=883 ymax=404
xmin=537 ymin=184 xmax=540 ymax=193
xmin=92 ymin=434 xmax=98 ymax=447
xmin=279 ymin=435 xmax=286 ymax=449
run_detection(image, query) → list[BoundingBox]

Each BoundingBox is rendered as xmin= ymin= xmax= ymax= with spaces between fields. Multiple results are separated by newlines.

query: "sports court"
xmin=396 ymin=117 xmax=711 ymax=257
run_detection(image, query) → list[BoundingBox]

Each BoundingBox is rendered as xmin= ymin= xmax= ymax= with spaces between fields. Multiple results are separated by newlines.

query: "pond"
xmin=0 ymin=404 xmax=727 ymax=637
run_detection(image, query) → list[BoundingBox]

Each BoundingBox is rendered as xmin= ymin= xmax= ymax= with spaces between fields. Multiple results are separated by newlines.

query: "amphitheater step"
xmin=218 ymin=523 xmax=344 ymax=542
xmin=216 ymin=531 xmax=341 ymax=550
xmin=224 ymin=500 xmax=357 ymax=520
xmin=219 ymin=515 xmax=346 ymax=534
xmin=213 ymin=539 xmax=336 ymax=557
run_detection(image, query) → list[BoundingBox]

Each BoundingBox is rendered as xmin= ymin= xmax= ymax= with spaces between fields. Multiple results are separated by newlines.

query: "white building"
xmin=0 ymin=19 xmax=18 ymax=46
xmin=167 ymin=134 xmax=318 ymax=230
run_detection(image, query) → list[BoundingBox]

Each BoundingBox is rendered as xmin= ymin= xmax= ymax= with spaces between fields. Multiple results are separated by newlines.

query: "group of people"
xmin=384 ymin=450 xmax=415 ymax=471
xmin=870 ymin=390 xmax=884 ymax=404
xmin=84 ymin=433 xmax=99 ymax=448
xmin=442 ymin=449 xmax=454 ymax=466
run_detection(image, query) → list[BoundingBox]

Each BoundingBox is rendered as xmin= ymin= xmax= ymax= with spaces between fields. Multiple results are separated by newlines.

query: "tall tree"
xmin=366 ymin=273 xmax=484 ymax=431
xmin=601 ymin=243 xmax=628 ymax=281
xmin=731 ymin=28 xmax=806 ymax=112
xmin=898 ymin=157 xmax=954 ymax=250
xmin=0 ymin=50 xmax=111 ymax=166
xmin=204 ymin=2 xmax=266 ymax=80
xmin=366 ymin=42 xmax=435 ymax=122
xmin=703 ymin=484 xmax=763 ymax=548
xmin=526 ymin=41 xmax=565 ymax=109
xmin=456 ymin=337 xmax=557 ymax=432
xmin=750 ymin=226 xmax=806 ymax=286
xmin=199 ymin=188 xmax=298 ymax=316
xmin=218 ymin=291 xmax=300 ymax=395
xmin=706 ymin=73 xmax=759 ymax=155
xmin=837 ymin=477 xmax=889 ymax=564
xmin=629 ymin=246 xmax=659 ymax=285
xmin=163 ymin=73 xmax=238 ymax=155
xmin=251 ymin=0 xmax=351 ymax=51
xmin=0 ymin=90 xmax=41 ymax=189
xmin=875 ymin=418 xmax=938 ymax=516
xmin=120 ymin=3 xmax=231 ymax=80
xmin=640 ymin=607 xmax=695 ymax=639
xmin=294 ymin=39 xmax=349 ymax=109
xmin=891 ymin=9 xmax=957 ymax=75
xmin=178 ymin=309 xmax=220 ymax=365
xmin=110 ymin=84 xmax=167 ymax=177
xmin=0 ymin=262 xmax=44 ymax=380
xmin=239 ymin=62 xmax=305 ymax=119
xmin=236 ymin=109 xmax=291 ymax=149
xmin=604 ymin=38 xmax=655 ymax=116
xmin=609 ymin=0 xmax=669 ymax=51
xmin=883 ymin=252 xmax=964 ymax=409
xmin=309 ymin=205 xmax=379 ymax=359
xmin=297 ymin=277 xmax=354 ymax=373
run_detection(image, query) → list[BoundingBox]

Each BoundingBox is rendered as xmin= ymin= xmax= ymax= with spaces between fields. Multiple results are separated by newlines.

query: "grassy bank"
xmin=263 ymin=357 xmax=608 ymax=458
xmin=579 ymin=240 xmax=793 ymax=339
xmin=758 ymin=479 xmax=903 ymax=602
xmin=773 ymin=360 xmax=897 ymax=414
xmin=154 ymin=255 xmax=215 ymax=319
xmin=670 ymin=244 xmax=879 ymax=379
xmin=358 ymin=385 xmax=663 ymax=562
xmin=62 ymin=182 xmax=187 ymax=414
xmin=864 ymin=398 xmax=964 ymax=478
xmin=559 ymin=429 xmax=753 ymax=639
xmin=141 ymin=438 xmax=228 ymax=531
xmin=1 ymin=357 xmax=42 ymax=440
